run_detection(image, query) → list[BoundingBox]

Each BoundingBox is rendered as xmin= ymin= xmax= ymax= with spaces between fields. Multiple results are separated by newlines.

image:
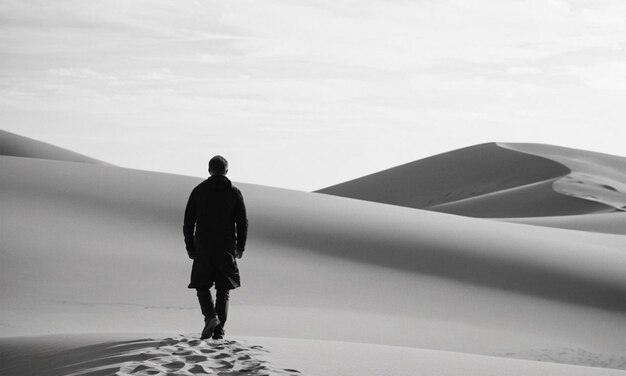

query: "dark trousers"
xmin=196 ymin=288 xmax=229 ymax=332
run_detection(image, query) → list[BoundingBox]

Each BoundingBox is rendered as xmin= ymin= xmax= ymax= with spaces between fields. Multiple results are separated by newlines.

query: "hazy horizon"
xmin=2 ymin=1 xmax=626 ymax=191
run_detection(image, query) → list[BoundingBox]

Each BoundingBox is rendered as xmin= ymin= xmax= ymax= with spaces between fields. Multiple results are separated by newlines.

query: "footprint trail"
xmin=63 ymin=335 xmax=301 ymax=375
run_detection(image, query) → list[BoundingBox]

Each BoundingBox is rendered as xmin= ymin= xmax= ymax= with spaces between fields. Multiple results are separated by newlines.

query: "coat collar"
xmin=206 ymin=175 xmax=232 ymax=191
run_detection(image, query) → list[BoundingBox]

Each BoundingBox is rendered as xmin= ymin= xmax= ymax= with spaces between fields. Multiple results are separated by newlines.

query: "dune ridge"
xmin=0 ymin=129 xmax=110 ymax=165
xmin=317 ymin=142 xmax=624 ymax=219
xmin=499 ymin=143 xmax=626 ymax=212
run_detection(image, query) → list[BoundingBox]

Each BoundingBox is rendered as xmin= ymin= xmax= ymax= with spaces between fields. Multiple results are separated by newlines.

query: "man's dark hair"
xmin=209 ymin=155 xmax=228 ymax=175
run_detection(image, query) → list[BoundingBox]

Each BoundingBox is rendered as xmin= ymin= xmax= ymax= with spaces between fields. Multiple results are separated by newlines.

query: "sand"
xmin=318 ymin=142 xmax=625 ymax=219
xmin=1 ymin=133 xmax=625 ymax=375
xmin=1 ymin=335 xmax=302 ymax=376
xmin=498 ymin=212 xmax=626 ymax=235
xmin=3 ymin=335 xmax=625 ymax=376
xmin=0 ymin=130 xmax=110 ymax=165
xmin=500 ymin=143 xmax=626 ymax=211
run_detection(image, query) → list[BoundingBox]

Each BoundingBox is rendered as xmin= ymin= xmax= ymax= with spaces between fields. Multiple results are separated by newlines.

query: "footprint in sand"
xmin=64 ymin=335 xmax=301 ymax=376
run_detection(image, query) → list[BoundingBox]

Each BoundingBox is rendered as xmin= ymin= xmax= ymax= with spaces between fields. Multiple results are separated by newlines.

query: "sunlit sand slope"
xmin=0 ymin=129 xmax=109 ymax=165
xmin=317 ymin=142 xmax=622 ymax=218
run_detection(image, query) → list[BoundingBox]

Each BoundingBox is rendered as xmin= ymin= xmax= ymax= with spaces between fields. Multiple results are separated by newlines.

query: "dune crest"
xmin=499 ymin=143 xmax=626 ymax=212
xmin=318 ymin=142 xmax=624 ymax=219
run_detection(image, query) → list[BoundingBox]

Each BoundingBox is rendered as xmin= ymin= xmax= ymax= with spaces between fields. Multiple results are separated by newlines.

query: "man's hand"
xmin=235 ymin=250 xmax=243 ymax=259
xmin=187 ymin=249 xmax=194 ymax=260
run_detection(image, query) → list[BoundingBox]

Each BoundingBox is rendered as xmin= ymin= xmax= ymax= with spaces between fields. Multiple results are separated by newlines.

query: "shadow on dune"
xmin=251 ymin=192 xmax=625 ymax=313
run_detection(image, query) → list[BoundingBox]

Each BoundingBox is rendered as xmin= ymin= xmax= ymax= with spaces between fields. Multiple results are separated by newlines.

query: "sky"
xmin=1 ymin=0 xmax=625 ymax=191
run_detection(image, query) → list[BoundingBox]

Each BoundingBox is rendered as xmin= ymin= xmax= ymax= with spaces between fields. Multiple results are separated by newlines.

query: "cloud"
xmin=2 ymin=0 xmax=626 ymax=189
xmin=565 ymin=61 xmax=626 ymax=91
xmin=48 ymin=68 xmax=118 ymax=81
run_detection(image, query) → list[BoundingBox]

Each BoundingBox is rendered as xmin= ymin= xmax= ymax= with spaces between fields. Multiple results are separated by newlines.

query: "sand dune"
xmin=1 ymin=135 xmax=625 ymax=375
xmin=0 ymin=130 xmax=110 ymax=165
xmin=318 ymin=142 xmax=625 ymax=219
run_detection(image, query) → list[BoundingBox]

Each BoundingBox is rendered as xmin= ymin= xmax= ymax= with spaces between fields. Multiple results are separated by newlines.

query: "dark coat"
xmin=183 ymin=175 xmax=248 ymax=290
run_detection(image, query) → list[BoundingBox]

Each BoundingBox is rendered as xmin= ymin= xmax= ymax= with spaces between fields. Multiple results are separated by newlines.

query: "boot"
xmin=201 ymin=316 xmax=220 ymax=340
xmin=212 ymin=324 xmax=225 ymax=340
xmin=213 ymin=289 xmax=229 ymax=339
xmin=197 ymin=289 xmax=219 ymax=339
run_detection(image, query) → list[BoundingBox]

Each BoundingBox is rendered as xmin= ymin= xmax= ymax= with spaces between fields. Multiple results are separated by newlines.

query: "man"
xmin=183 ymin=155 xmax=248 ymax=340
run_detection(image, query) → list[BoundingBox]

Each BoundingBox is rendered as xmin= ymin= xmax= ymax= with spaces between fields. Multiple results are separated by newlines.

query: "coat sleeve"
xmin=183 ymin=189 xmax=197 ymax=252
xmin=234 ymin=188 xmax=248 ymax=253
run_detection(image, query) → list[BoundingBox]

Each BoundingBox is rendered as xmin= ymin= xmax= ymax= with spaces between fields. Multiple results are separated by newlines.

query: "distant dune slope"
xmin=317 ymin=142 xmax=622 ymax=218
xmin=0 ymin=129 xmax=109 ymax=165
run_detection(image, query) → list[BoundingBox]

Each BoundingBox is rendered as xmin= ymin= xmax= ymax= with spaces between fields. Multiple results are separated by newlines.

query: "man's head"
xmin=209 ymin=155 xmax=229 ymax=176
